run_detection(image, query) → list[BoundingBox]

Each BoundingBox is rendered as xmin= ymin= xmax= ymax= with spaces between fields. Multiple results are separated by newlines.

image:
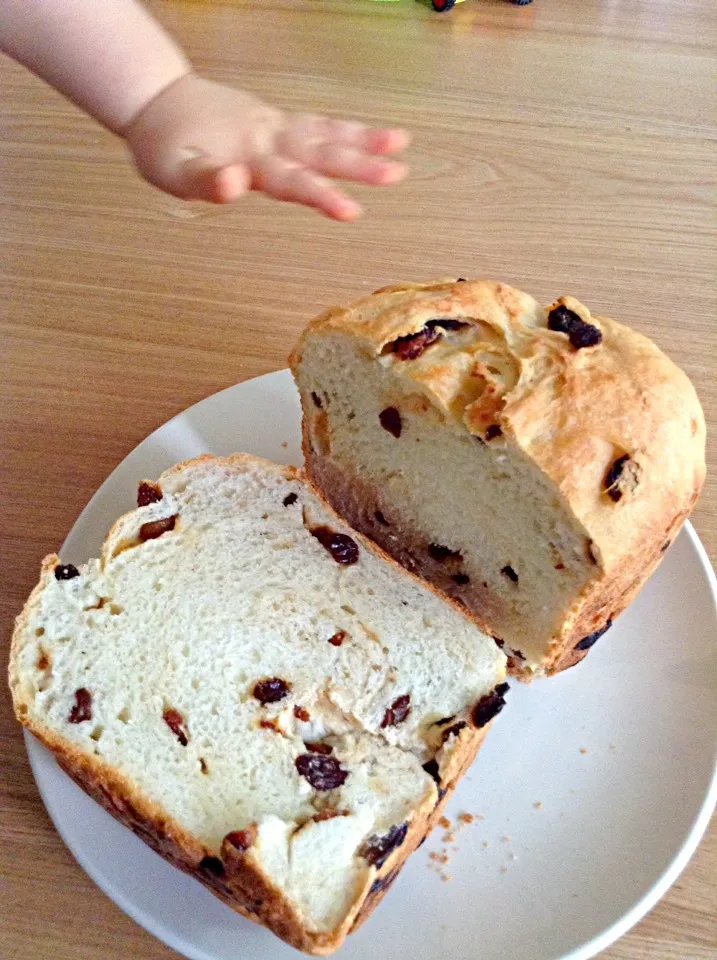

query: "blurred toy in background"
xmin=368 ymin=1 xmax=533 ymax=8
xmin=427 ymin=0 xmax=532 ymax=9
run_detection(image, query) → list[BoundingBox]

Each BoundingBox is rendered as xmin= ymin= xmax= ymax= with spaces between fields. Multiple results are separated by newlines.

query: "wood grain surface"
xmin=1 ymin=1 xmax=715 ymax=958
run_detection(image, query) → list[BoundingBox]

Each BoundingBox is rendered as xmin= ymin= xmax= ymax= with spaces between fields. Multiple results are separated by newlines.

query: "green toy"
xmin=426 ymin=0 xmax=532 ymax=8
xmin=369 ymin=0 xmax=533 ymax=8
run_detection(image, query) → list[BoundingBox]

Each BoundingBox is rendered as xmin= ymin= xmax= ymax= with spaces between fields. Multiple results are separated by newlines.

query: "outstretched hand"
xmin=125 ymin=75 xmax=410 ymax=220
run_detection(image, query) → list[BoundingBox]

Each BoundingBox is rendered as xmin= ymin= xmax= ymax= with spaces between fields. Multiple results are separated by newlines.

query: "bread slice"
xmin=290 ymin=280 xmax=706 ymax=678
xmin=9 ymin=454 xmax=507 ymax=955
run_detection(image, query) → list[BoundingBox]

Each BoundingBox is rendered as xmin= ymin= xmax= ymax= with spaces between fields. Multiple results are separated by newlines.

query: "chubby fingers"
xmin=132 ymin=142 xmax=253 ymax=204
xmin=301 ymin=143 xmax=407 ymax=185
xmin=322 ymin=120 xmax=411 ymax=157
xmin=360 ymin=126 xmax=411 ymax=156
xmin=277 ymin=114 xmax=410 ymax=184
xmin=178 ymin=158 xmax=252 ymax=203
xmin=289 ymin=115 xmax=411 ymax=155
xmin=250 ymin=154 xmax=362 ymax=222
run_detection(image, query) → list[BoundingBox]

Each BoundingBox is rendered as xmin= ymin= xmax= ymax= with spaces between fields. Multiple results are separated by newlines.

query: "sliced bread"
xmin=9 ymin=454 xmax=507 ymax=955
xmin=290 ymin=280 xmax=706 ymax=677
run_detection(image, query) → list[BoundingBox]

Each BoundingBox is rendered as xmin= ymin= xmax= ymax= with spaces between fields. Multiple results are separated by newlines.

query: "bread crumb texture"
xmin=292 ymin=279 xmax=705 ymax=677
xmin=10 ymin=454 xmax=506 ymax=954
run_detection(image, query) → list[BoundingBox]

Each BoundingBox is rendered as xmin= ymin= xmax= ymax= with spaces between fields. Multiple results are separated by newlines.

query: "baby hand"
xmin=124 ymin=74 xmax=410 ymax=220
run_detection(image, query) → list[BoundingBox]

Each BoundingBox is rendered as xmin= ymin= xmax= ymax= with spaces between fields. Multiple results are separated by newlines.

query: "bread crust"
xmin=349 ymin=725 xmax=488 ymax=933
xmin=15 ymin=709 xmax=486 ymax=954
xmin=290 ymin=280 xmax=706 ymax=677
xmin=9 ymin=454 xmax=502 ymax=955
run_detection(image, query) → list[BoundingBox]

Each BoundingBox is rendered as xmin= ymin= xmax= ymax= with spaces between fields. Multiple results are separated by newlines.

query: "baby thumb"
xmin=179 ymin=157 xmax=252 ymax=203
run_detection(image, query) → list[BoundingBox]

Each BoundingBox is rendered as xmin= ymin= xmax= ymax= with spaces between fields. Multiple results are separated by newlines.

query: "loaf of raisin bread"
xmin=291 ymin=280 xmax=706 ymax=677
xmin=9 ymin=454 xmax=507 ymax=955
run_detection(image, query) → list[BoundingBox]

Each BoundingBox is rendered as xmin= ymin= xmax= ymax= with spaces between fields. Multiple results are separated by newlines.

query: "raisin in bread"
xmin=9 ymin=454 xmax=507 ymax=955
xmin=290 ymin=280 xmax=706 ymax=678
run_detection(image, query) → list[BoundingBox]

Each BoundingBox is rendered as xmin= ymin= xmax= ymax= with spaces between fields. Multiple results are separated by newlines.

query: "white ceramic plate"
xmin=25 ymin=370 xmax=717 ymax=960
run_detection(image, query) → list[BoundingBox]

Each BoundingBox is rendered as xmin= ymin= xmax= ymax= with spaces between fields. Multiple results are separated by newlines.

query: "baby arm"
xmin=0 ymin=0 xmax=409 ymax=219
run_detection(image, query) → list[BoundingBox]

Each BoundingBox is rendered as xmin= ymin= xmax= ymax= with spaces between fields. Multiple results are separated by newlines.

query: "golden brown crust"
xmin=291 ymin=280 xmax=706 ymax=677
xmin=291 ymin=279 xmax=705 ymax=577
xmin=19 ymin=715 xmax=337 ymax=954
xmin=8 ymin=554 xmax=61 ymax=715
xmin=303 ymin=440 xmax=694 ymax=680
xmin=101 ymin=453 xmax=301 ymax=565
xmin=349 ymin=726 xmax=488 ymax=933
xmin=8 ymin=540 xmax=327 ymax=953
xmin=13 ymin=705 xmax=490 ymax=955
xmin=9 ymin=453 xmax=501 ymax=955
xmin=159 ymin=452 xmax=299 ymax=486
xmin=547 ymin=497 xmax=694 ymax=674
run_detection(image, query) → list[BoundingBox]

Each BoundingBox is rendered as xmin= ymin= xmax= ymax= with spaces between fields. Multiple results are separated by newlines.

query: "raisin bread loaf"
xmin=9 ymin=454 xmax=507 ymax=955
xmin=291 ymin=280 xmax=706 ymax=678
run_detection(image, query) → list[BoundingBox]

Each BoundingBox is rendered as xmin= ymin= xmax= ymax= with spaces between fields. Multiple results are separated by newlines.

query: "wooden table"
xmin=1 ymin=1 xmax=715 ymax=957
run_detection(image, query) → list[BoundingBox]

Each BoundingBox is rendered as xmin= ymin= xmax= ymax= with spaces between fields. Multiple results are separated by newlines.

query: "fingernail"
xmin=334 ymin=202 xmax=362 ymax=222
xmin=379 ymin=162 xmax=407 ymax=185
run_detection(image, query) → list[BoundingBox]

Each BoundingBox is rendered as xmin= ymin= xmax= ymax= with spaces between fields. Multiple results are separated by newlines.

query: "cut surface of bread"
xmin=291 ymin=280 xmax=706 ymax=677
xmin=9 ymin=454 xmax=506 ymax=955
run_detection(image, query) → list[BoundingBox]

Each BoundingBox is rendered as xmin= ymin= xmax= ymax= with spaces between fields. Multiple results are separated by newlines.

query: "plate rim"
xmin=22 ymin=369 xmax=717 ymax=960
